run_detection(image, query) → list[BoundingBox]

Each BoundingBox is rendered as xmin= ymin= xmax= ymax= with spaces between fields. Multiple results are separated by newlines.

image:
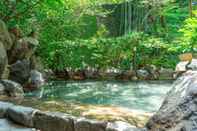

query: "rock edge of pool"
xmin=0 ymin=70 xmax=197 ymax=131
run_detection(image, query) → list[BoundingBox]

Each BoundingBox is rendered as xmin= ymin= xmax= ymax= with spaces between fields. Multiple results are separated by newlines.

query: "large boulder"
xmin=1 ymin=80 xmax=24 ymax=98
xmin=9 ymin=60 xmax=31 ymax=85
xmin=0 ymin=20 xmax=13 ymax=50
xmin=146 ymin=71 xmax=197 ymax=131
xmin=0 ymin=42 xmax=8 ymax=79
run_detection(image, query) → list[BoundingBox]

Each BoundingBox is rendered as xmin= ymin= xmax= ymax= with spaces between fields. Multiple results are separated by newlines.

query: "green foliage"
xmin=179 ymin=10 xmax=197 ymax=52
xmin=160 ymin=1 xmax=188 ymax=39
xmin=1 ymin=0 xmax=194 ymax=71
xmin=38 ymin=32 xmax=183 ymax=70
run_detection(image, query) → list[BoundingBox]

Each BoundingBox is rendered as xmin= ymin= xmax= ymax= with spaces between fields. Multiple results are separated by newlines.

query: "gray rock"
xmin=0 ymin=119 xmax=36 ymax=131
xmin=0 ymin=102 xmax=14 ymax=118
xmin=137 ymin=69 xmax=150 ymax=80
xmin=9 ymin=60 xmax=31 ymax=85
xmin=146 ymin=71 xmax=197 ymax=131
xmin=33 ymin=111 xmax=74 ymax=131
xmin=1 ymin=80 xmax=24 ymax=98
xmin=0 ymin=42 xmax=8 ymax=79
xmin=106 ymin=121 xmax=142 ymax=131
xmin=7 ymin=106 xmax=37 ymax=127
xmin=74 ymin=118 xmax=107 ymax=131
xmin=0 ymin=20 xmax=13 ymax=50
xmin=29 ymin=70 xmax=45 ymax=89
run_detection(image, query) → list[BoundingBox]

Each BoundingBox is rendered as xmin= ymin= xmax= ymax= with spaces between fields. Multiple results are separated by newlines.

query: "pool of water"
xmin=26 ymin=80 xmax=172 ymax=113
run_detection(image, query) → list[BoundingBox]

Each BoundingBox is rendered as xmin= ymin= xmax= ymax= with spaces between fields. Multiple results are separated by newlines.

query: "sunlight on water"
xmin=26 ymin=81 xmax=172 ymax=113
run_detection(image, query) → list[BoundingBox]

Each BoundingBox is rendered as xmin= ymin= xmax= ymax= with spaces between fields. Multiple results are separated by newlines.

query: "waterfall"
xmin=119 ymin=0 xmax=142 ymax=35
xmin=119 ymin=0 xmax=154 ymax=35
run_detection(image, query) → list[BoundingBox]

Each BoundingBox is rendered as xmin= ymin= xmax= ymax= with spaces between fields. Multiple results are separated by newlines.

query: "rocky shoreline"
xmin=0 ymin=101 xmax=144 ymax=131
xmin=52 ymin=67 xmax=175 ymax=81
xmin=1 ymin=68 xmax=197 ymax=131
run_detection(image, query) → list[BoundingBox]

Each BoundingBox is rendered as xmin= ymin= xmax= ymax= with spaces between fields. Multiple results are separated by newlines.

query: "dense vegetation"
xmin=0 ymin=0 xmax=197 ymax=71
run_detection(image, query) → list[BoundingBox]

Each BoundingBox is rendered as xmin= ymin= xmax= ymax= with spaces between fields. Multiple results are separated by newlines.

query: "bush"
xmin=37 ymin=32 xmax=186 ymax=71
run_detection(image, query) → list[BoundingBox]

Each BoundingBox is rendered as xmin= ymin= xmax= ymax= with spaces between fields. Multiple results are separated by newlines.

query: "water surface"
xmin=26 ymin=80 xmax=172 ymax=113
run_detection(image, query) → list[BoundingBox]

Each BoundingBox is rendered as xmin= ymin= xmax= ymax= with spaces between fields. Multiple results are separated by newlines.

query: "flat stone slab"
xmin=0 ymin=119 xmax=36 ymax=131
xmin=7 ymin=105 xmax=37 ymax=127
